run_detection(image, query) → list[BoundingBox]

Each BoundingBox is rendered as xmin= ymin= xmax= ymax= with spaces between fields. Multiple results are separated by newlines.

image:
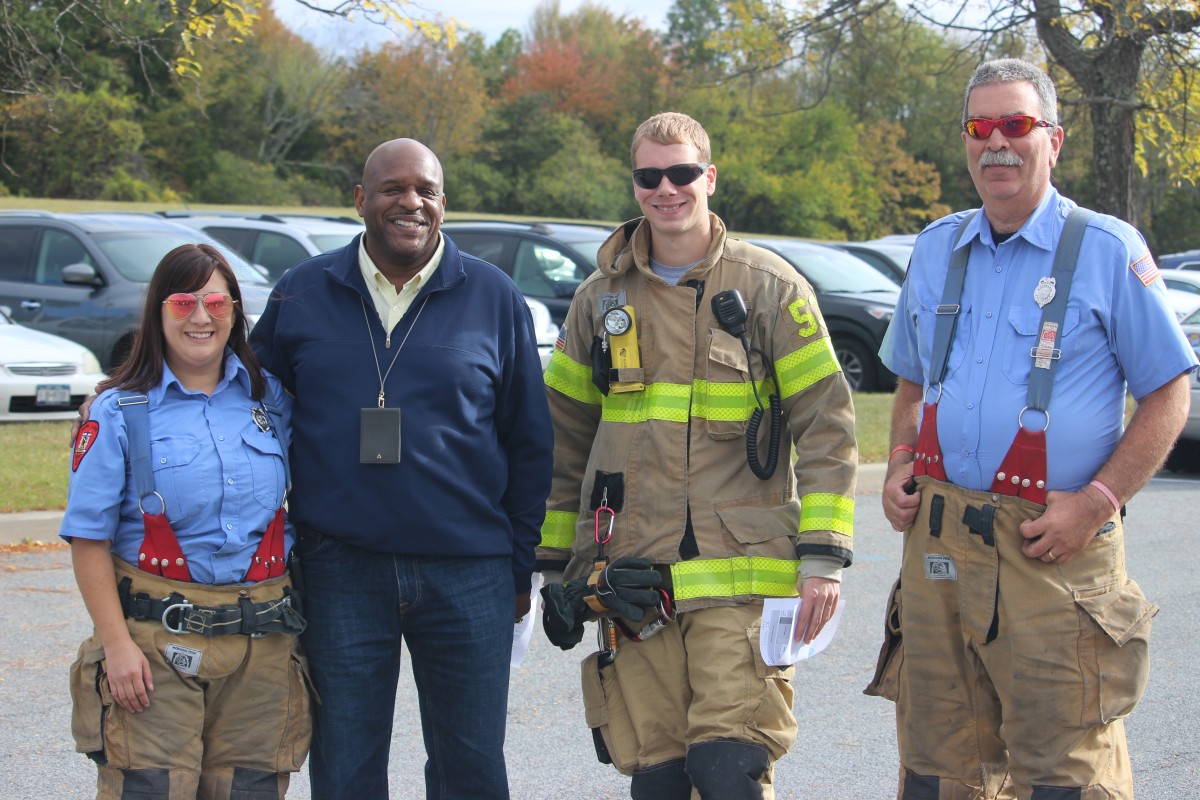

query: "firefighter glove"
xmin=593 ymin=557 xmax=662 ymax=621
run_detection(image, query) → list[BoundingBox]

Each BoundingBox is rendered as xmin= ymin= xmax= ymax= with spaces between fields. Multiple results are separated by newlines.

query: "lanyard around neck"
xmin=360 ymin=295 xmax=429 ymax=408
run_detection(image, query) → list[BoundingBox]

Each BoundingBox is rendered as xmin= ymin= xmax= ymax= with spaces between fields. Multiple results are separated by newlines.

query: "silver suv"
xmin=0 ymin=211 xmax=270 ymax=369
xmin=160 ymin=212 xmax=363 ymax=282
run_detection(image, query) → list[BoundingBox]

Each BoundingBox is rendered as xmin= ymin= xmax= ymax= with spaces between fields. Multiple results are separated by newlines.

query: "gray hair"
xmin=962 ymin=58 xmax=1059 ymax=128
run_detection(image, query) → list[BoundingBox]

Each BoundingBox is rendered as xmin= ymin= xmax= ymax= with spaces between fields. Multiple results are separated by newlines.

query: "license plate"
xmin=36 ymin=384 xmax=70 ymax=406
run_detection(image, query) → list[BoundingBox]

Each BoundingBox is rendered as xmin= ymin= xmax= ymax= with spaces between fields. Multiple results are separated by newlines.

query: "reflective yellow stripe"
xmin=775 ymin=339 xmax=841 ymax=399
xmin=670 ymin=556 xmax=799 ymax=601
xmin=544 ymin=351 xmax=602 ymax=405
xmin=602 ymin=383 xmax=691 ymax=423
xmin=799 ymin=493 xmax=855 ymax=536
xmin=540 ymin=510 xmax=578 ymax=550
xmin=692 ymin=379 xmax=773 ymax=421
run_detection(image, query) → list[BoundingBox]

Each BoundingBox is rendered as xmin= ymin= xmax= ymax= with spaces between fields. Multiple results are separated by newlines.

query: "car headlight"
xmin=82 ymin=350 xmax=103 ymax=375
xmin=865 ymin=305 xmax=894 ymax=323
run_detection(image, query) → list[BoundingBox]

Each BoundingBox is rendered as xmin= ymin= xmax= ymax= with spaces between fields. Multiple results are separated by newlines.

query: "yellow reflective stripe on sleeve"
xmin=601 ymin=382 xmax=691 ymax=423
xmin=544 ymin=351 xmax=602 ymax=405
xmin=774 ymin=339 xmax=841 ymax=399
xmin=670 ymin=556 xmax=800 ymax=601
xmin=799 ymin=493 xmax=854 ymax=535
xmin=692 ymin=379 xmax=773 ymax=421
xmin=540 ymin=510 xmax=578 ymax=549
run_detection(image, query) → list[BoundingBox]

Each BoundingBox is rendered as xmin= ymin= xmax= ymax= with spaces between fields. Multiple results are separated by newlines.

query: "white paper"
xmin=511 ymin=572 xmax=544 ymax=668
xmin=758 ymin=596 xmax=844 ymax=666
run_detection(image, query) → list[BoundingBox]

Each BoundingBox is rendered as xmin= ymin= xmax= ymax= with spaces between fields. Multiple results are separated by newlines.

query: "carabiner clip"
xmin=595 ymin=505 xmax=615 ymax=545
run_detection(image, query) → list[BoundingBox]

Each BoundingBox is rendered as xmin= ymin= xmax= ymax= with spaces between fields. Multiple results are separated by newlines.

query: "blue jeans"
xmin=295 ymin=528 xmax=516 ymax=800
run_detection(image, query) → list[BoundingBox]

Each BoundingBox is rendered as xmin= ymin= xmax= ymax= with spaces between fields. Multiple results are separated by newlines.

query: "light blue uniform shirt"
xmin=60 ymin=353 xmax=294 ymax=584
xmin=880 ymin=187 xmax=1198 ymax=492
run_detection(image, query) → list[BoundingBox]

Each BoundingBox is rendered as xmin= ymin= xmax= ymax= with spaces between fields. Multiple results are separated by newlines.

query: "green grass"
xmin=0 ymin=393 xmax=894 ymax=514
xmin=0 ymin=421 xmax=74 ymax=512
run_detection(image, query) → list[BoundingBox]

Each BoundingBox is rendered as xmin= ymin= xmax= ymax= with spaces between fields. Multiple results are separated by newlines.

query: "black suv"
xmin=0 ymin=211 xmax=270 ymax=369
xmin=747 ymin=238 xmax=900 ymax=392
xmin=442 ymin=220 xmax=612 ymax=324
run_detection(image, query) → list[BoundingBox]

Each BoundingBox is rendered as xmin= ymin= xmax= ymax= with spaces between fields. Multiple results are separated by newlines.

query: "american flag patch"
xmin=1130 ymin=254 xmax=1159 ymax=286
xmin=555 ymin=324 xmax=567 ymax=351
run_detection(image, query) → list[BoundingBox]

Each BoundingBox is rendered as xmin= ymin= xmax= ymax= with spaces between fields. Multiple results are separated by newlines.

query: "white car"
xmin=0 ymin=308 xmax=107 ymax=422
xmin=526 ymin=297 xmax=557 ymax=371
xmin=1162 ymin=270 xmax=1200 ymax=320
xmin=1178 ymin=306 xmax=1200 ymax=443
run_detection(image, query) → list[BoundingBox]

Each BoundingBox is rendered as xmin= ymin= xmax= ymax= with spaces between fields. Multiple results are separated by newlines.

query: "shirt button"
xmin=218 ymin=435 xmax=225 ymax=441
xmin=967 ymin=403 xmax=974 ymax=409
xmin=227 ymin=478 xmax=234 ymax=485
xmin=962 ymin=450 xmax=969 ymax=457
xmin=995 ymin=267 xmax=1002 ymax=273
xmin=159 ymin=457 xmax=167 ymax=464
xmin=985 ymin=312 xmax=993 ymax=318
xmin=226 ymin=523 xmax=233 ymax=530
xmin=976 ymin=357 xmax=983 ymax=363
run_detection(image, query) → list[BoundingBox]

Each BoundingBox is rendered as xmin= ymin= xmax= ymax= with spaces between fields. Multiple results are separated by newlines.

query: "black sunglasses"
xmin=632 ymin=163 xmax=710 ymax=190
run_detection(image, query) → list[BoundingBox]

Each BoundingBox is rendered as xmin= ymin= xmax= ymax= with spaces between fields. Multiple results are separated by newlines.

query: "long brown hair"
xmin=99 ymin=244 xmax=267 ymax=399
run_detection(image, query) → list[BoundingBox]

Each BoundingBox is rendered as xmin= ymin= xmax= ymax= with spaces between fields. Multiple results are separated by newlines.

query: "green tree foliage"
xmin=1 ymin=88 xmax=147 ymax=198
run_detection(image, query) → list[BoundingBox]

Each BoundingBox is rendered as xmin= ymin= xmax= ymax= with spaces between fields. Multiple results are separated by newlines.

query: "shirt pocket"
xmin=704 ymin=328 xmax=752 ymax=440
xmin=1002 ymin=307 xmax=1080 ymax=385
xmin=915 ymin=303 xmax=971 ymax=383
xmin=149 ymin=435 xmax=206 ymax=524
xmin=242 ymin=429 xmax=287 ymax=511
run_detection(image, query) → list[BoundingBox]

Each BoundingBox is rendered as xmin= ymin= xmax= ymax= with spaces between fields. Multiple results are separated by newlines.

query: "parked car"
xmin=834 ymin=241 xmax=911 ymax=283
xmin=442 ymin=220 xmax=611 ymax=324
xmin=1177 ymin=306 xmax=1200 ymax=443
xmin=0 ymin=307 xmax=108 ymax=422
xmin=1160 ymin=270 xmax=1200 ymax=320
xmin=0 ymin=211 xmax=270 ymax=369
xmin=746 ymin=238 xmax=900 ymax=392
xmin=1159 ymin=249 xmax=1200 ymax=271
xmin=159 ymin=212 xmax=363 ymax=282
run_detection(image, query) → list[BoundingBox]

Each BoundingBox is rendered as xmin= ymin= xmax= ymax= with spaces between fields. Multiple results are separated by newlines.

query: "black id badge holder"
xmin=360 ymin=407 xmax=401 ymax=464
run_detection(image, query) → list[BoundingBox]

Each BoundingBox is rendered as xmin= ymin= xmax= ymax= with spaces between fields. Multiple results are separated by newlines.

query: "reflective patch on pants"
xmin=924 ymin=553 xmax=957 ymax=581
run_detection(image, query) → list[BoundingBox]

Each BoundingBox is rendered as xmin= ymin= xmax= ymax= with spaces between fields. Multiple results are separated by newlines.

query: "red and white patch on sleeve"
xmin=1130 ymin=253 xmax=1160 ymax=286
xmin=72 ymin=421 xmax=99 ymax=472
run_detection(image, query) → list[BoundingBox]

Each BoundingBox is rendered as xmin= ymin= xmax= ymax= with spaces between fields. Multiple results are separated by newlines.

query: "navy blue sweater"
xmin=249 ymin=234 xmax=553 ymax=593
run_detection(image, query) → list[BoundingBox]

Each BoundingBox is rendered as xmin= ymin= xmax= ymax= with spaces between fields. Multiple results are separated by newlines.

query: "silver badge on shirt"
xmin=252 ymin=405 xmax=271 ymax=433
xmin=1033 ymin=276 xmax=1056 ymax=308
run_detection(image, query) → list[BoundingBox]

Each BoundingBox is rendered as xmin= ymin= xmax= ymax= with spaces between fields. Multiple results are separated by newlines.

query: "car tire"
xmin=831 ymin=335 xmax=877 ymax=392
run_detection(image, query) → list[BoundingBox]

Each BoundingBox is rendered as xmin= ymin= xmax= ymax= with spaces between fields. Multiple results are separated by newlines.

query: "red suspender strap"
xmin=244 ymin=507 xmax=287 ymax=582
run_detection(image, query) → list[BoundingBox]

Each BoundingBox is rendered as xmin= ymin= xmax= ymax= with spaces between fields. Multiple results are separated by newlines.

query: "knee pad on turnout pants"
xmin=685 ymin=739 xmax=770 ymax=800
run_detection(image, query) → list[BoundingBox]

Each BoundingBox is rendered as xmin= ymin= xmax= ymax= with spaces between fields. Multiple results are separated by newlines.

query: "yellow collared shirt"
xmin=358 ymin=234 xmax=444 ymax=338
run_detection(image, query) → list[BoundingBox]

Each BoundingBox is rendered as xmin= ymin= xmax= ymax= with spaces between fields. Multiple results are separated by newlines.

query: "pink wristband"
xmin=889 ymin=444 xmax=916 ymax=461
xmin=1089 ymin=479 xmax=1120 ymax=513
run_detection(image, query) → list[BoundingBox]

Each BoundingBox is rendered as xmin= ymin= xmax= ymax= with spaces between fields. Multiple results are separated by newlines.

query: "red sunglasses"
xmin=162 ymin=292 xmax=237 ymax=320
xmin=963 ymin=115 xmax=1055 ymax=140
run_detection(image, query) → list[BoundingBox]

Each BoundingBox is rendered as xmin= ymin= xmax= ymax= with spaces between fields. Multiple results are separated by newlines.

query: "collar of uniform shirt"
xmin=357 ymin=233 xmax=444 ymax=336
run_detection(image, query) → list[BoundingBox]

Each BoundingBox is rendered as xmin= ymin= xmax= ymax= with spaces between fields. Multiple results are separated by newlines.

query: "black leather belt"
xmin=117 ymin=577 xmax=306 ymax=637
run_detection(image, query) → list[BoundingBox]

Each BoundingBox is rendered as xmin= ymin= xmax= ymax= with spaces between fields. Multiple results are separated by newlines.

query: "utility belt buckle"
xmin=161 ymin=601 xmax=195 ymax=634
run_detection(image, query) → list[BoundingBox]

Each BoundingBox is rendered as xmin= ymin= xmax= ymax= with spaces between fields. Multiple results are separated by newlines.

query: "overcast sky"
xmin=275 ymin=0 xmax=678 ymax=53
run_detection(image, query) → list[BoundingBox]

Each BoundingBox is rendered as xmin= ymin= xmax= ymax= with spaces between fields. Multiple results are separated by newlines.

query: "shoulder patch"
xmin=555 ymin=323 xmax=567 ymax=351
xmin=72 ymin=420 xmax=99 ymax=472
xmin=1130 ymin=253 xmax=1160 ymax=286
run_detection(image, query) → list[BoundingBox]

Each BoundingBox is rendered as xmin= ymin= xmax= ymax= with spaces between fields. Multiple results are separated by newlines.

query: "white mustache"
xmin=979 ymin=150 xmax=1023 ymax=168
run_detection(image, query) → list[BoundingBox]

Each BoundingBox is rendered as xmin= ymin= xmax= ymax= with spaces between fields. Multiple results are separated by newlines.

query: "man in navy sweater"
xmin=250 ymin=138 xmax=554 ymax=799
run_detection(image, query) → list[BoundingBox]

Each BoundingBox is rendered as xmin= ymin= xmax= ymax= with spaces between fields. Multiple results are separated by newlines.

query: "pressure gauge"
xmin=603 ymin=307 xmax=633 ymax=336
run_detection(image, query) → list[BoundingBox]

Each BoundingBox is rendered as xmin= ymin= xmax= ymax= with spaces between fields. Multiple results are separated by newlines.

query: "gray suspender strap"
xmin=927 ymin=210 xmax=980 ymax=389
xmin=1025 ymin=207 xmax=1095 ymax=412
xmin=116 ymin=392 xmax=157 ymax=508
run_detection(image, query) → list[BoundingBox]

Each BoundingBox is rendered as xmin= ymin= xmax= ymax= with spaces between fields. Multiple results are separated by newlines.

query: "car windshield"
xmin=310 ymin=232 xmax=360 ymax=252
xmin=92 ymin=231 xmax=268 ymax=284
xmin=764 ymin=241 xmax=900 ymax=294
xmin=560 ymin=237 xmax=605 ymax=269
xmin=1184 ymin=306 xmax=1200 ymax=325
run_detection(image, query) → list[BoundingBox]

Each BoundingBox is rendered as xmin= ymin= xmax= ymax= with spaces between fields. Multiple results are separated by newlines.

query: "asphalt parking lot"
xmin=2 ymin=465 xmax=1197 ymax=798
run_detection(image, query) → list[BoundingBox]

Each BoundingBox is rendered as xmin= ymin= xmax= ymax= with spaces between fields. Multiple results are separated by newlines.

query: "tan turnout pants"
xmin=870 ymin=477 xmax=1155 ymax=800
xmin=581 ymin=603 xmax=798 ymax=800
xmin=69 ymin=558 xmax=312 ymax=800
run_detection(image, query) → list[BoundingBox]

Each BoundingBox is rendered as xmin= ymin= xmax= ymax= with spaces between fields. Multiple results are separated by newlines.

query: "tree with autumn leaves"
xmin=1 ymin=0 xmax=1198 ymax=251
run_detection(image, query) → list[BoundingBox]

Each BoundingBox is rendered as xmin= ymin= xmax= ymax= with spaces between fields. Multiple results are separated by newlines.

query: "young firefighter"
xmin=538 ymin=111 xmax=858 ymax=799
